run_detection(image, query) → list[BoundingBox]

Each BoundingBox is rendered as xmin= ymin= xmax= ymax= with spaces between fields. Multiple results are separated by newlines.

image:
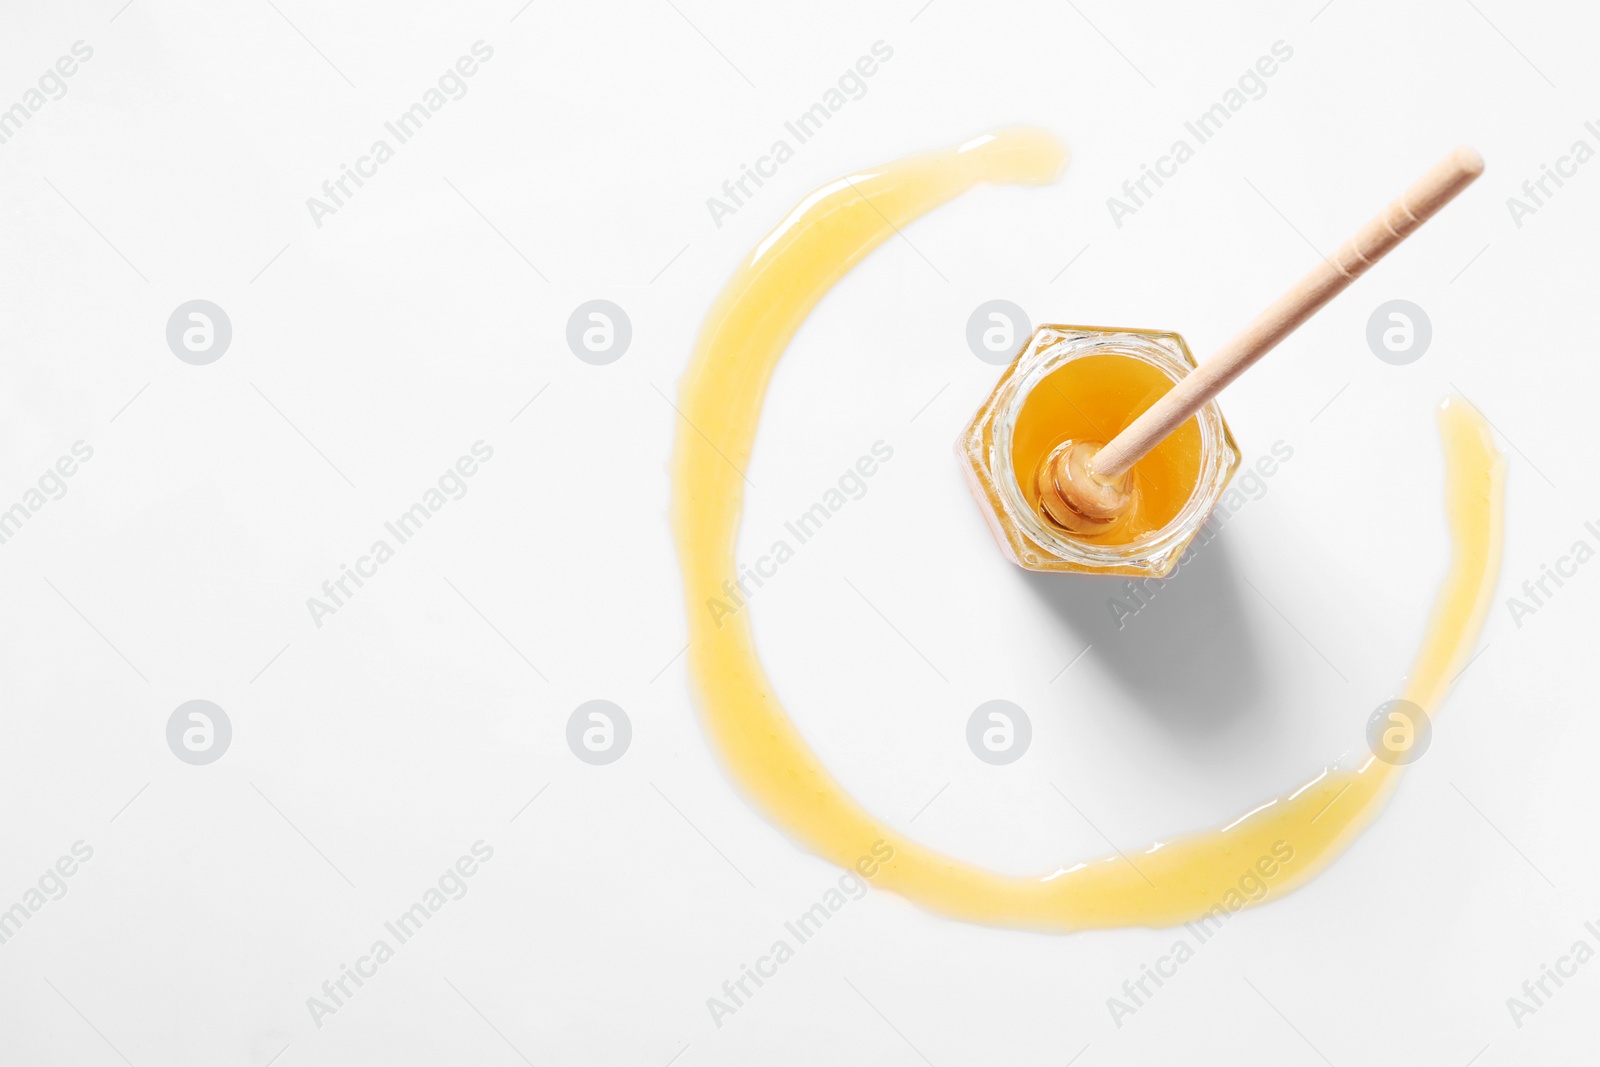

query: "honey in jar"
xmin=958 ymin=324 xmax=1240 ymax=576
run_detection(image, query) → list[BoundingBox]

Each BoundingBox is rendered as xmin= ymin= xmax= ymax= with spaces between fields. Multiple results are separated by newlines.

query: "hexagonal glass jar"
xmin=957 ymin=324 xmax=1241 ymax=576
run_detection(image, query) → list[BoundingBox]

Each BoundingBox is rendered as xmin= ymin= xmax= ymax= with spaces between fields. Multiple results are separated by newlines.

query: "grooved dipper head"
xmin=1035 ymin=440 xmax=1134 ymax=536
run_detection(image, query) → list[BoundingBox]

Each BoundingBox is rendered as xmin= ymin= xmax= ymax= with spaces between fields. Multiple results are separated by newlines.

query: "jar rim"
xmin=989 ymin=326 xmax=1234 ymax=570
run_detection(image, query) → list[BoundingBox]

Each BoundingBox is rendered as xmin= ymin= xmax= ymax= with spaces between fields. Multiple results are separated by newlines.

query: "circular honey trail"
xmin=669 ymin=129 xmax=1505 ymax=931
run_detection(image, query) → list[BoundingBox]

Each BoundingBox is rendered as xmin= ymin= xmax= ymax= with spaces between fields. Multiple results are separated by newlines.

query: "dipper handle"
xmin=1091 ymin=146 xmax=1485 ymax=481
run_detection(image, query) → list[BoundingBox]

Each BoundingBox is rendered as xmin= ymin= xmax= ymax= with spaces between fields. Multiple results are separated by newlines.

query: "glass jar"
xmin=957 ymin=324 xmax=1241 ymax=576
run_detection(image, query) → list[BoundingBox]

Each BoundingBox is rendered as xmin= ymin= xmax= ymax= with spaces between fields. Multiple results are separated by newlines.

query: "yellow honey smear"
xmin=669 ymin=128 xmax=1505 ymax=931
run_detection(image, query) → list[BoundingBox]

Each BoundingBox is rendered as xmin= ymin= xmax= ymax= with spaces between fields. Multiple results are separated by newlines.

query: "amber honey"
xmin=1010 ymin=353 xmax=1202 ymax=544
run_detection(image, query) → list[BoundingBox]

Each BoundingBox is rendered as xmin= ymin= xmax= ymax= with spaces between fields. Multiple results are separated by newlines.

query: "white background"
xmin=1 ymin=0 xmax=1596 ymax=1063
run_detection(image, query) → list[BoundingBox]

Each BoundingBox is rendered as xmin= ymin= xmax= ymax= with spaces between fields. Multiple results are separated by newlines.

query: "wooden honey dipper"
xmin=1038 ymin=146 xmax=1484 ymax=536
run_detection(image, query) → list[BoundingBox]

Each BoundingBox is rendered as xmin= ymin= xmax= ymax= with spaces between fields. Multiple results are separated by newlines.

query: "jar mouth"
xmin=990 ymin=327 xmax=1234 ymax=571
